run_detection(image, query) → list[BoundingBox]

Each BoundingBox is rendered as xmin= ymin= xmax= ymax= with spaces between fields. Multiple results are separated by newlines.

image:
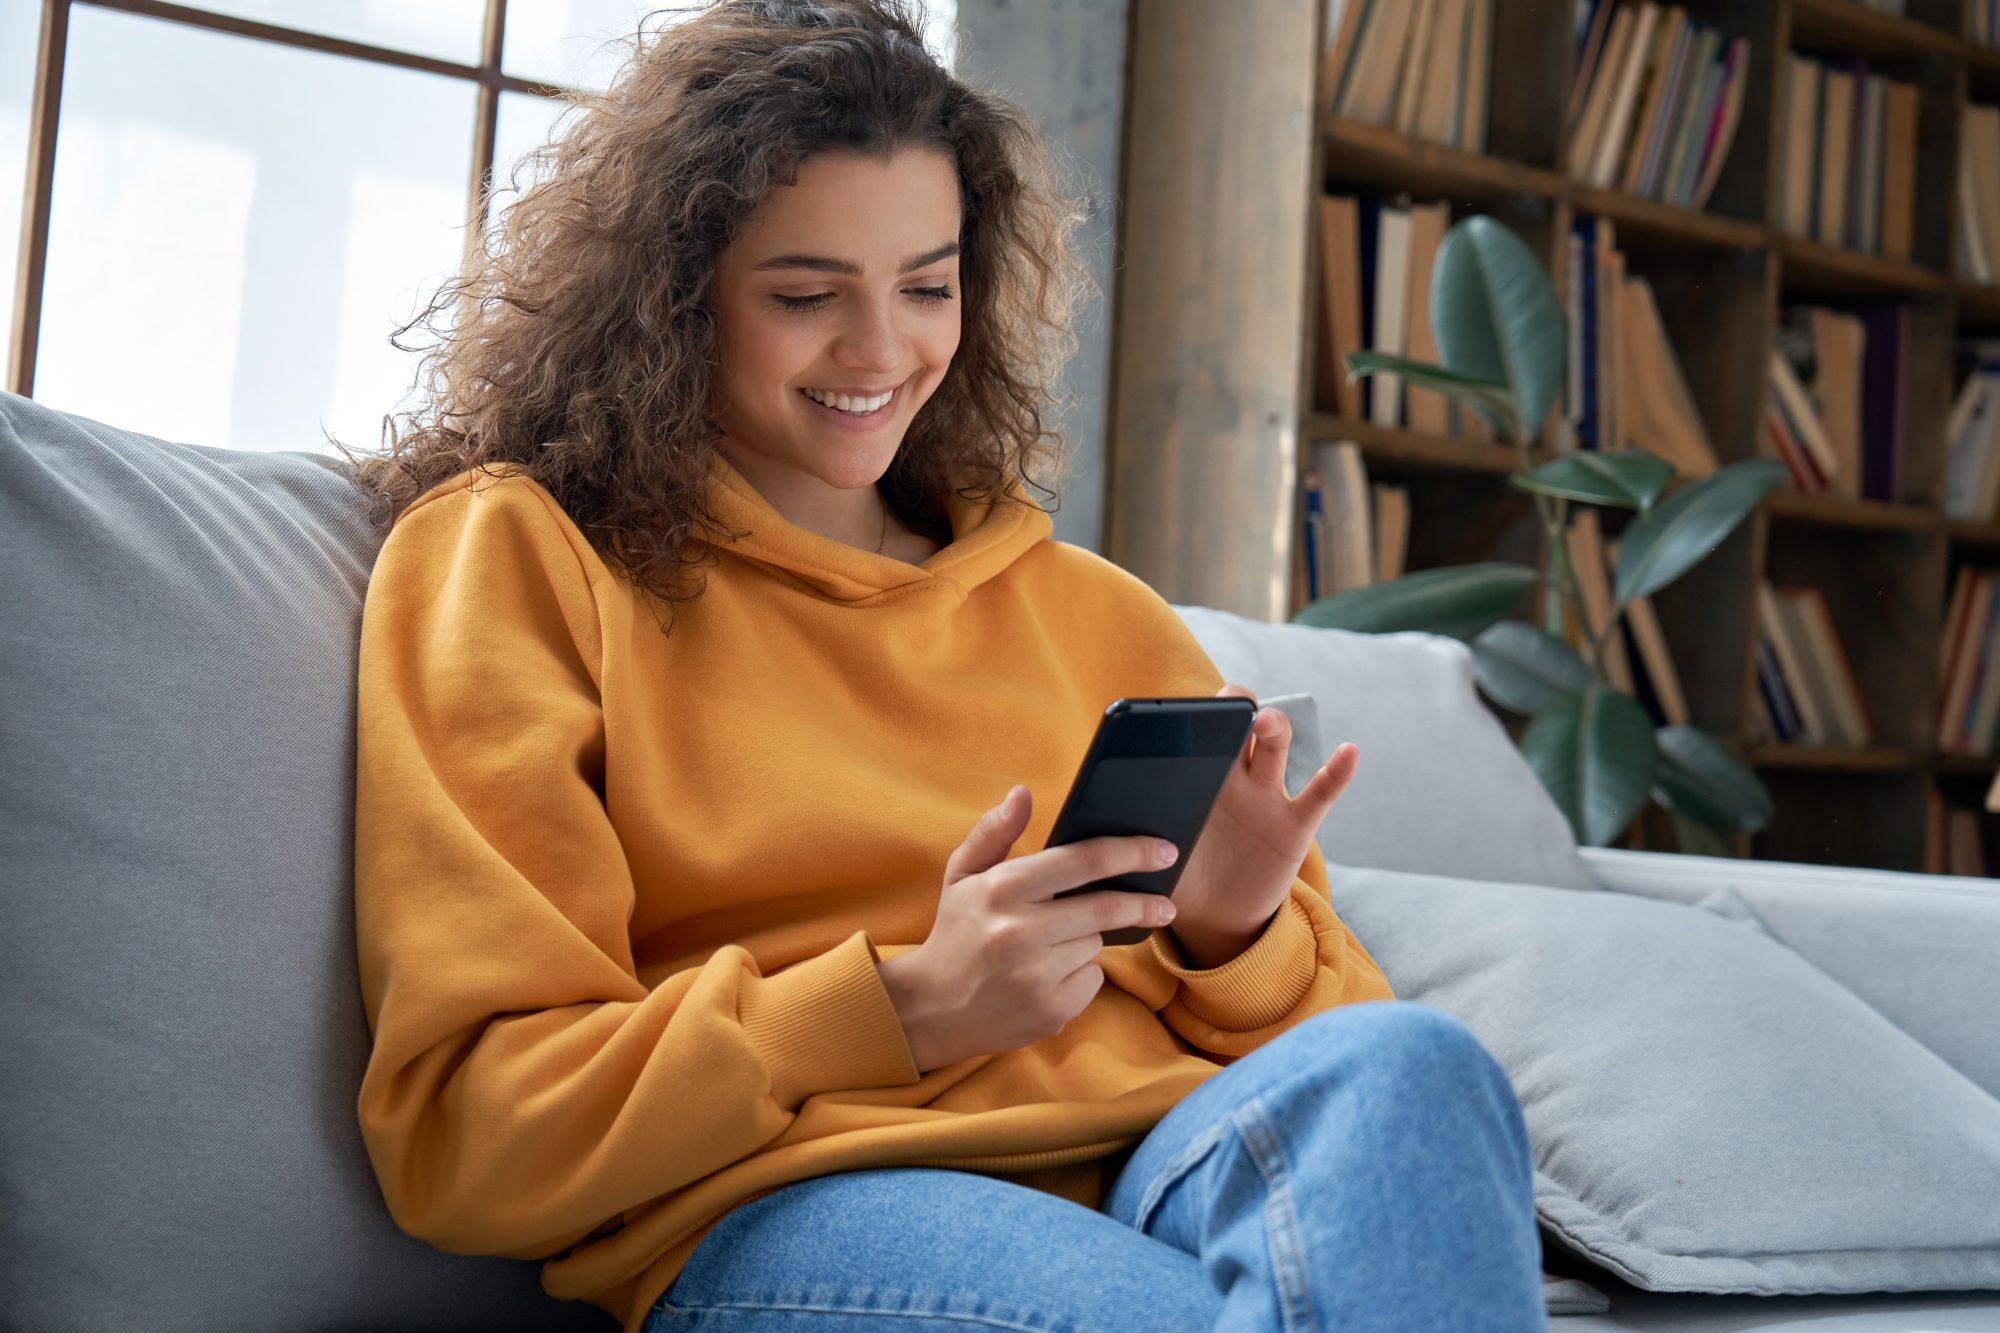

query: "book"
xmin=1566 ymin=508 xmax=1637 ymax=694
xmin=1414 ymin=0 xmax=1467 ymax=144
xmin=1403 ymin=201 xmax=1452 ymax=434
xmin=1323 ymin=0 xmax=1373 ymax=115
xmin=1818 ymin=63 xmax=1855 ymax=248
xmin=1392 ymin=0 xmax=1440 ymax=135
xmin=1768 ymin=348 xmax=1841 ymax=490
xmin=1301 ymin=466 xmax=1325 ymax=602
xmin=1689 ymin=35 xmax=1748 ymax=211
xmin=1621 ymin=273 xmax=1719 ymax=476
xmin=1782 ymin=54 xmax=1820 ymax=235
xmin=1607 ymin=535 xmax=1689 ymax=724
xmin=1592 ymin=2 xmax=1662 ymax=188
xmin=1788 ymin=585 xmax=1875 ymax=747
xmin=1371 ymin=483 xmax=1409 ymax=582
xmin=1657 ymin=26 xmax=1719 ymax=204
xmin=1313 ymin=439 xmax=1376 ymax=592
xmin=1758 ymin=581 xmax=1828 ymax=744
xmin=1569 ymin=2 xmax=1637 ymax=179
xmin=1318 ymin=195 xmax=1365 ymax=419
xmin=1807 ymin=307 xmax=1865 ymax=502
xmin=1618 ymin=7 xmax=1685 ymax=193
xmin=1370 ymin=203 xmax=1413 ymax=428
xmin=1460 ymin=0 xmax=1490 ymax=152
xmin=1940 ymin=570 xmax=1997 ymax=752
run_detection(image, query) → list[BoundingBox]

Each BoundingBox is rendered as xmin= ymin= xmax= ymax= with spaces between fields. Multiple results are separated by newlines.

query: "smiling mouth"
xmin=796 ymin=377 xmax=908 ymax=418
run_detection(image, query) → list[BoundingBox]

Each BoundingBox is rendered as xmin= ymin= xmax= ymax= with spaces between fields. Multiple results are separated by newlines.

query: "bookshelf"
xmin=1109 ymin=0 xmax=2000 ymax=874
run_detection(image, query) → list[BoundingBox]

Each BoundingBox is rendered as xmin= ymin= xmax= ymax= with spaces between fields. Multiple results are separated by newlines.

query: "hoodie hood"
xmin=701 ymin=450 xmax=1053 ymax=607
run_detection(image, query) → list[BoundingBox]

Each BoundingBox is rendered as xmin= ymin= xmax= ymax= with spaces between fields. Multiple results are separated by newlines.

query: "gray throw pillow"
xmin=1577 ymin=847 xmax=2000 ymax=1106
xmin=0 ymin=393 xmax=605 ymax=1330
xmin=1324 ymin=859 xmax=2000 ymax=1295
xmin=1173 ymin=604 xmax=1597 ymax=890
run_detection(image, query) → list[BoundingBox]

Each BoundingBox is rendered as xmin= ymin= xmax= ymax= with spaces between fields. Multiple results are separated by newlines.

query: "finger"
xmin=1299 ymin=743 xmax=1360 ymax=815
xmin=1246 ymin=706 xmax=1291 ymax=788
xmin=1213 ymin=683 xmax=1261 ymax=760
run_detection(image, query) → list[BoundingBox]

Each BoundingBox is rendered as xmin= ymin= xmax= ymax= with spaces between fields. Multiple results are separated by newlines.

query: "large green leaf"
xmin=1430 ymin=215 xmax=1567 ymax=445
xmin=1612 ymin=458 xmax=1786 ymax=604
xmin=1293 ymin=562 xmax=1537 ymax=639
xmin=1343 ymin=351 xmax=1519 ymax=437
xmin=1510 ymin=449 xmax=1677 ymax=512
xmin=1469 ymin=619 xmax=1592 ymax=715
xmin=1519 ymin=681 xmax=1658 ymax=846
xmin=1651 ymin=724 xmax=1773 ymax=833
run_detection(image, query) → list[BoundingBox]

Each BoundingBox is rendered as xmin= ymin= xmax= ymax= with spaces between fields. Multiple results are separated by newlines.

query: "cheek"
xmin=919 ymin=318 xmax=960 ymax=378
xmin=722 ymin=310 xmax=814 ymax=397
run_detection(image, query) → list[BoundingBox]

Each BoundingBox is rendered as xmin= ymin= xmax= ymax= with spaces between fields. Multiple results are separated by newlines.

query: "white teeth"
xmin=802 ymin=386 xmax=893 ymax=414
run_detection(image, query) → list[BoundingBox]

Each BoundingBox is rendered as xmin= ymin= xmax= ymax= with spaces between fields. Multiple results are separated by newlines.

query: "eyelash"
xmin=770 ymin=285 xmax=956 ymax=313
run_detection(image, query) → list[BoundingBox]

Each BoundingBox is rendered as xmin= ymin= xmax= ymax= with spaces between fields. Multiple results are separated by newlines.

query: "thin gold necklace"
xmin=874 ymin=497 xmax=889 ymax=553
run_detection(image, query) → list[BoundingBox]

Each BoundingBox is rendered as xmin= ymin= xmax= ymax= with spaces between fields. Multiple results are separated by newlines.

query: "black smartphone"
xmin=1042 ymin=696 xmax=1257 ymax=946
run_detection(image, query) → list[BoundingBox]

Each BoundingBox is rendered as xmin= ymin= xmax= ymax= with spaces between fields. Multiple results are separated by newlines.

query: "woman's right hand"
xmin=874 ymin=784 xmax=1179 ymax=1075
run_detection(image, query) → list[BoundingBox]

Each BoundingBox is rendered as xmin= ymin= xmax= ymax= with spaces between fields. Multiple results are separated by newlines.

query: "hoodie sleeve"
xmin=1082 ymin=565 xmax=1396 ymax=1062
xmin=352 ymin=475 xmax=920 ymax=1260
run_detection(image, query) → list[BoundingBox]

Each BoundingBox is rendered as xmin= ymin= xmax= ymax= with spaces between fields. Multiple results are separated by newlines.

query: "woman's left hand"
xmin=1164 ymin=684 xmax=1360 ymax=969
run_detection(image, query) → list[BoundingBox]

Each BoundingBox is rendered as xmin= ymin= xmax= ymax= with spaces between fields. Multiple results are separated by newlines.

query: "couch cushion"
xmin=1325 ymin=858 xmax=2000 ymax=1296
xmin=1173 ymin=604 xmax=1598 ymax=890
xmin=1580 ymin=846 xmax=2000 ymax=1106
xmin=0 ymin=393 xmax=603 ymax=1330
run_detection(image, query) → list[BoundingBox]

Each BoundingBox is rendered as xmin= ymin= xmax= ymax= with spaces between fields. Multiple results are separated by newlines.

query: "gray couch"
xmin=5 ymin=389 xmax=1998 ymax=1332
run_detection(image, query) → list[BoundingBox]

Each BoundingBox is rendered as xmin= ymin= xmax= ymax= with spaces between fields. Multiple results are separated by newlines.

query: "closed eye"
xmin=771 ymin=285 xmax=956 ymax=313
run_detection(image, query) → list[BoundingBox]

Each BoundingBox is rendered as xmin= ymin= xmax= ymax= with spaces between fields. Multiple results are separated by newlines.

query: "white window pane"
xmin=492 ymin=88 xmax=577 ymax=201
xmin=176 ymin=0 xmax=484 ymax=66
xmin=36 ymin=6 xmax=477 ymax=454
xmin=502 ymin=1 xmax=672 ymax=93
xmin=924 ymin=0 xmax=956 ymax=72
xmin=2 ymin=0 xmax=39 ymax=374
xmin=500 ymin=1 xmax=956 ymax=96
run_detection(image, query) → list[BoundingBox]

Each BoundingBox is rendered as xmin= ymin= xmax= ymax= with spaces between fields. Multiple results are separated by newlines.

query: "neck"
xmin=715 ymin=440 xmax=895 ymax=552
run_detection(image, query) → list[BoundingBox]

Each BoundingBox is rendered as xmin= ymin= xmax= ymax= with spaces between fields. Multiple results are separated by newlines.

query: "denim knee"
xmin=1292 ymin=999 xmax=1517 ymax=1105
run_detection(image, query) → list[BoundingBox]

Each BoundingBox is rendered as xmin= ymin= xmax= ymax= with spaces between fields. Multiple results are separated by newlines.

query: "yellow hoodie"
xmin=352 ymin=452 xmax=1394 ymax=1332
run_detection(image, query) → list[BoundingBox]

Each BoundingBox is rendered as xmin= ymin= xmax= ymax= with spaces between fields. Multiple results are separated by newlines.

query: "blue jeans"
xmin=644 ymin=999 xmax=1548 ymax=1331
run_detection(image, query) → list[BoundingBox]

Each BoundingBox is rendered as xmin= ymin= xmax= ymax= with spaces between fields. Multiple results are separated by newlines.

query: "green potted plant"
xmin=1301 ymin=214 xmax=1782 ymax=854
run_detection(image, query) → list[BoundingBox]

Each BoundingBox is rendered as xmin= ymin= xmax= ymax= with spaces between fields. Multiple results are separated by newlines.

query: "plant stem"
xmin=1511 ymin=415 xmax=1601 ymax=683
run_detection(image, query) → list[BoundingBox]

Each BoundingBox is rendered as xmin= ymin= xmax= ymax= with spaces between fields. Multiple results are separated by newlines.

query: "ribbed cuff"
xmin=1148 ymin=891 xmax=1319 ymax=1032
xmin=738 ymin=930 xmax=922 ymax=1108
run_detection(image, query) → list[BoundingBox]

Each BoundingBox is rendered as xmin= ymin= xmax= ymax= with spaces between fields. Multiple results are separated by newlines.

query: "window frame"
xmin=4 ymin=0 xmax=582 ymax=398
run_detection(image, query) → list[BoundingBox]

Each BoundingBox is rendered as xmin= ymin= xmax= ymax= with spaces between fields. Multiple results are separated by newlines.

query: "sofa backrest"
xmin=0 ymin=392 xmax=605 ymax=1331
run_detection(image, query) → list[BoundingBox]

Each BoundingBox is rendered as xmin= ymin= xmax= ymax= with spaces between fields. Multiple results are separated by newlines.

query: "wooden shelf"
xmin=1945 ymin=515 xmax=2000 ymax=546
xmin=1562 ymin=178 xmax=1766 ymax=250
xmin=1749 ymin=742 xmax=1926 ymax=771
xmin=1303 ymin=412 xmax=1523 ymax=475
xmin=1774 ymin=230 xmax=1952 ymax=295
xmin=1322 ymin=113 xmax=1565 ymax=203
xmin=1789 ymin=0 xmax=1962 ymax=62
xmin=1113 ymin=0 xmax=2000 ymax=874
xmin=1764 ymin=489 xmax=1945 ymax=533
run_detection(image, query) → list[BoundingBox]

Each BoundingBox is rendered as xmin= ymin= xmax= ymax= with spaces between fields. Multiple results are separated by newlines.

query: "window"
xmin=3 ymin=0 xmax=958 ymax=454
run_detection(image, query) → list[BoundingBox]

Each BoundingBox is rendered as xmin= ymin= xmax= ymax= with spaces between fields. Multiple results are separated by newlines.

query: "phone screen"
xmin=1043 ymin=697 xmax=1256 ymax=945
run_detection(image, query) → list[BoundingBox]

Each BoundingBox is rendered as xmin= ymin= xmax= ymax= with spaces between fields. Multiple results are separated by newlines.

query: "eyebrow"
xmin=749 ymin=241 xmax=961 ymax=277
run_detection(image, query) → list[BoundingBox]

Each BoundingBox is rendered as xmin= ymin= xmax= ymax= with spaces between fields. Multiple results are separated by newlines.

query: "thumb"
xmin=945 ymin=784 xmax=1030 ymax=884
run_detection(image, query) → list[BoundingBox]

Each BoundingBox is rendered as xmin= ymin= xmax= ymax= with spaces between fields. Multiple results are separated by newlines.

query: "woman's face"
xmin=709 ymin=146 xmax=963 ymax=506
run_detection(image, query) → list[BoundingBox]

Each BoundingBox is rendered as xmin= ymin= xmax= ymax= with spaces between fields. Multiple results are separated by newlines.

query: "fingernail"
xmin=1156 ymin=900 xmax=1176 ymax=922
xmin=1154 ymin=841 xmax=1178 ymax=866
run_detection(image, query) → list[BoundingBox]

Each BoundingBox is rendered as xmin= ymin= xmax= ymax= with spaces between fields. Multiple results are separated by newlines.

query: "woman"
xmin=342 ymin=1 xmax=1549 ymax=1329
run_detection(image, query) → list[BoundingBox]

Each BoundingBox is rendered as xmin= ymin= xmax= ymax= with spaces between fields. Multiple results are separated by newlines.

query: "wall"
xmin=953 ymin=0 xmax=1128 ymax=553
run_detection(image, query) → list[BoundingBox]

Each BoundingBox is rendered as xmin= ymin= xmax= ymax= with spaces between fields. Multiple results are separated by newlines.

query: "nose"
xmin=830 ymin=291 xmax=908 ymax=374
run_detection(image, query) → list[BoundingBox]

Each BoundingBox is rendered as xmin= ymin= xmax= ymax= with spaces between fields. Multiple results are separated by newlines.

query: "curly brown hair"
xmin=331 ymin=0 xmax=1095 ymax=634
